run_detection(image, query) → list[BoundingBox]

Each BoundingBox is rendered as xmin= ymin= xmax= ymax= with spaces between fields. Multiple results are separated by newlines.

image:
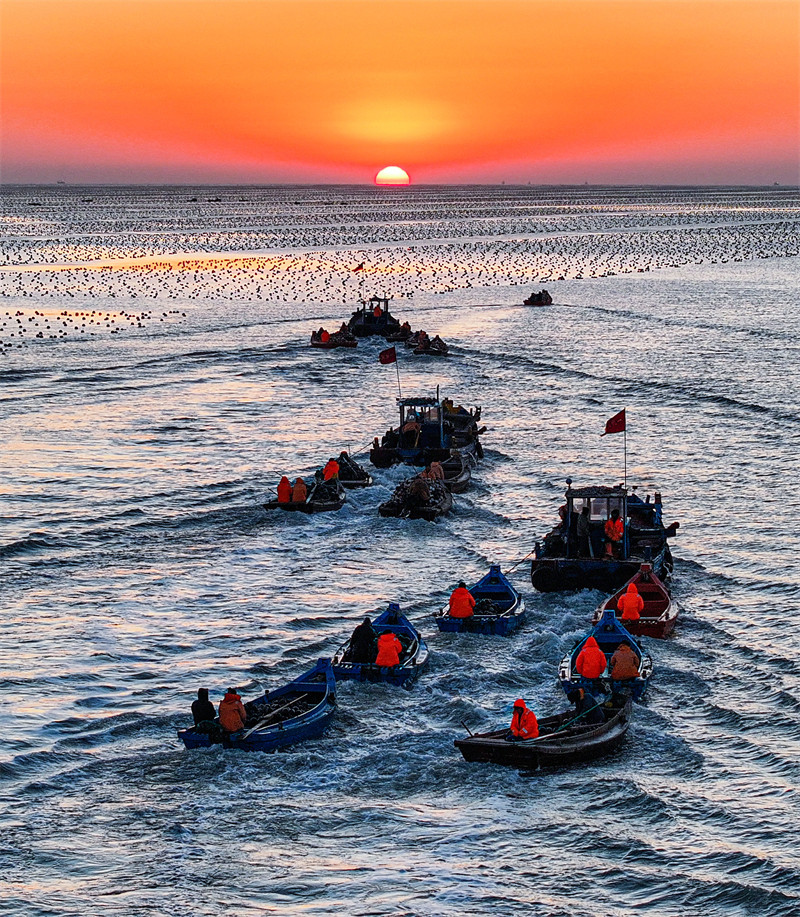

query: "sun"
xmin=375 ymin=166 xmax=410 ymax=185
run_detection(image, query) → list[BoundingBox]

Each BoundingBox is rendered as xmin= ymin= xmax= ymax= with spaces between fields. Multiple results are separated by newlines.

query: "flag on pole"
xmin=353 ymin=262 xmax=365 ymax=272
xmin=379 ymin=346 xmax=397 ymax=365
xmin=601 ymin=409 xmax=626 ymax=436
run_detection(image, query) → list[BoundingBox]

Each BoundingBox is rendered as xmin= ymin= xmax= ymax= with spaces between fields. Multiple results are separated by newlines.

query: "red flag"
xmin=601 ymin=409 xmax=626 ymax=436
xmin=379 ymin=346 xmax=397 ymax=365
xmin=353 ymin=262 xmax=365 ymax=272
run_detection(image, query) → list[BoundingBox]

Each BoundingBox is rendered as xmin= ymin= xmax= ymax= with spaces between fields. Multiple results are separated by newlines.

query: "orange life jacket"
xmin=575 ymin=636 xmax=607 ymax=679
xmin=218 ymin=692 xmax=247 ymax=732
xmin=323 ymin=460 xmax=339 ymax=481
xmin=277 ymin=476 xmax=292 ymax=503
xmin=375 ymin=632 xmax=402 ymax=667
xmin=605 ymin=518 xmax=624 ymax=541
xmin=321 ymin=330 xmax=330 ymax=343
xmin=510 ymin=702 xmax=539 ymax=739
xmin=618 ymin=585 xmax=644 ymax=620
xmin=449 ymin=587 xmax=476 ymax=619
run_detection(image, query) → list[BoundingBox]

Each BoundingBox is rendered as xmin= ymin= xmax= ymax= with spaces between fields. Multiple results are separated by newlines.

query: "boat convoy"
xmin=179 ymin=292 xmax=683 ymax=772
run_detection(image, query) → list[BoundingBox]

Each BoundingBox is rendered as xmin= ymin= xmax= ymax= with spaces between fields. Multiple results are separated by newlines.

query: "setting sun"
xmin=375 ymin=166 xmax=410 ymax=186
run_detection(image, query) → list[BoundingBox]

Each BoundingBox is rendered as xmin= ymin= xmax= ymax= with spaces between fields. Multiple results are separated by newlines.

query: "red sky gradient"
xmin=1 ymin=0 xmax=798 ymax=184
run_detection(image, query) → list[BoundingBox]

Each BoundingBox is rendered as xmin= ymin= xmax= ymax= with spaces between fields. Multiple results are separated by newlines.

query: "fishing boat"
xmin=436 ymin=565 xmax=525 ymax=636
xmin=336 ymin=452 xmax=373 ymax=489
xmin=331 ymin=603 xmax=429 ymax=687
xmin=369 ymin=391 xmax=483 ymax=468
xmin=378 ymin=478 xmax=453 ymax=521
xmin=523 ymin=289 xmax=553 ymax=306
xmin=439 ymin=452 xmax=472 ymax=493
xmin=310 ymin=328 xmax=358 ymax=349
xmin=559 ymin=610 xmax=653 ymax=702
xmin=592 ymin=563 xmax=678 ymax=638
xmin=347 ymin=296 xmax=401 ymax=338
xmin=264 ymin=479 xmax=346 ymax=514
xmin=177 ymin=658 xmax=336 ymax=752
xmin=455 ymin=697 xmax=632 ymax=768
xmin=530 ymin=480 xmax=678 ymax=593
xmin=413 ymin=335 xmax=449 ymax=357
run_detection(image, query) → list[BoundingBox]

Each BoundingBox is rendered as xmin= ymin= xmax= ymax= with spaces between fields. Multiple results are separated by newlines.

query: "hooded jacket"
xmin=575 ymin=636 xmax=607 ymax=680
xmin=375 ymin=632 xmax=403 ymax=667
xmin=449 ymin=586 xmax=476 ymax=619
xmin=617 ymin=584 xmax=644 ymax=621
xmin=219 ymin=690 xmax=247 ymax=732
xmin=509 ymin=700 xmax=539 ymax=739
xmin=191 ymin=688 xmax=216 ymax=726
xmin=277 ymin=476 xmax=292 ymax=503
xmin=292 ymin=477 xmax=308 ymax=503
xmin=610 ymin=643 xmax=640 ymax=680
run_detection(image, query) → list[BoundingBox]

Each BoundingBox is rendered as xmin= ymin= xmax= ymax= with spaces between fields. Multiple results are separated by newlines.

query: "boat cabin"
xmin=396 ymin=395 xmax=448 ymax=452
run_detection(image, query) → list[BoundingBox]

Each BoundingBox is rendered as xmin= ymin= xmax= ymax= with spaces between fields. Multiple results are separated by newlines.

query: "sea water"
xmin=1 ymin=185 xmax=799 ymax=916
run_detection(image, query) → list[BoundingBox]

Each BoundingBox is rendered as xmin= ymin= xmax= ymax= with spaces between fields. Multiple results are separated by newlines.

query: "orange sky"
xmin=1 ymin=0 xmax=798 ymax=184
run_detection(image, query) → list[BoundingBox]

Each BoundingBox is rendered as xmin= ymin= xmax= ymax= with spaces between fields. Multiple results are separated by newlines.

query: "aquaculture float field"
xmin=1 ymin=185 xmax=799 ymax=917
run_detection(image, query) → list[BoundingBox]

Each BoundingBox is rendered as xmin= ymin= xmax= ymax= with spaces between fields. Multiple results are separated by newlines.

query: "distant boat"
xmin=347 ymin=296 xmax=401 ymax=338
xmin=523 ymin=289 xmax=552 ymax=306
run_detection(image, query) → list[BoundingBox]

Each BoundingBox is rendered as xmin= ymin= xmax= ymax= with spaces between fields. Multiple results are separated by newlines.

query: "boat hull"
xmin=331 ymin=608 xmax=429 ymax=687
xmin=455 ymin=700 xmax=632 ymax=768
xmin=531 ymin=545 xmax=672 ymax=593
xmin=592 ymin=565 xmax=678 ymax=638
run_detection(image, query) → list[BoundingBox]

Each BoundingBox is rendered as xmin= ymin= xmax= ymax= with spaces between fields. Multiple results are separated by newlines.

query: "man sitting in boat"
xmin=219 ymin=688 xmax=247 ymax=733
xmin=566 ymin=688 xmax=605 ymax=725
xmin=507 ymin=699 xmax=539 ymax=741
xmin=348 ymin=616 xmax=377 ymax=663
xmin=375 ymin=631 xmax=403 ymax=668
xmin=449 ymin=581 xmax=476 ymax=618
xmin=575 ymin=636 xmax=607 ymax=679
xmin=604 ymin=509 xmax=624 ymax=557
xmin=323 ymin=458 xmax=339 ymax=480
xmin=291 ymin=477 xmax=307 ymax=503
xmin=609 ymin=643 xmax=640 ymax=681
xmin=191 ymin=688 xmax=216 ymax=726
xmin=277 ymin=476 xmax=292 ymax=503
xmin=617 ymin=583 xmax=643 ymax=621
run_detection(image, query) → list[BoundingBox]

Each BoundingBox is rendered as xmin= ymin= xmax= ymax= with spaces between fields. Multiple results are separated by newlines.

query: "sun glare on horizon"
xmin=375 ymin=166 xmax=410 ymax=186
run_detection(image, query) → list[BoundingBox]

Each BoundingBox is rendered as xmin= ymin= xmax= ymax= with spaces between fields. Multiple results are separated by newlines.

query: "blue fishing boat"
xmin=436 ymin=565 xmax=525 ymax=636
xmin=530 ymin=480 xmax=679 ymax=593
xmin=177 ymin=658 xmax=336 ymax=752
xmin=558 ymin=610 xmax=653 ymax=702
xmin=370 ymin=390 xmax=483 ymax=468
xmin=331 ymin=603 xmax=429 ymax=687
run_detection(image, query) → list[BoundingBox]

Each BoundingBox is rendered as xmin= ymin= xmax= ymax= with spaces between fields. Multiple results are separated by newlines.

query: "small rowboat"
xmin=177 ymin=659 xmax=336 ymax=753
xmin=439 ymin=452 xmax=472 ymax=493
xmin=331 ymin=604 xmax=429 ymax=688
xmin=337 ymin=455 xmax=373 ymax=489
xmin=523 ymin=289 xmax=553 ymax=306
xmin=559 ymin=610 xmax=653 ymax=702
xmin=436 ymin=565 xmax=525 ymax=636
xmin=592 ymin=563 xmax=678 ymax=638
xmin=455 ymin=697 xmax=632 ymax=769
xmin=264 ymin=480 xmax=346 ymax=514
xmin=378 ymin=480 xmax=453 ymax=521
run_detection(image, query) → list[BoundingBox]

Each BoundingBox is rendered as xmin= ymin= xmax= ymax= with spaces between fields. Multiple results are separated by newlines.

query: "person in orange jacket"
xmin=610 ymin=643 xmax=640 ymax=680
xmin=508 ymin=698 xmax=539 ymax=740
xmin=375 ymin=631 xmax=403 ymax=667
xmin=449 ymin=581 xmax=476 ymax=618
xmin=277 ymin=476 xmax=292 ymax=503
xmin=574 ymin=636 xmax=607 ymax=679
xmin=617 ymin=583 xmax=644 ymax=621
xmin=218 ymin=688 xmax=247 ymax=733
xmin=604 ymin=509 xmax=624 ymax=557
xmin=323 ymin=458 xmax=339 ymax=481
xmin=291 ymin=477 xmax=307 ymax=503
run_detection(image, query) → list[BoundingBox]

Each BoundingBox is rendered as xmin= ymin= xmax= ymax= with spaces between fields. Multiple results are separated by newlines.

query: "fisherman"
xmin=191 ymin=687 xmax=216 ymax=726
xmin=218 ymin=687 xmax=247 ymax=733
xmin=277 ymin=475 xmax=292 ymax=503
xmin=406 ymin=476 xmax=430 ymax=506
xmin=577 ymin=505 xmax=593 ymax=557
xmin=323 ymin=458 xmax=340 ymax=481
xmin=428 ymin=460 xmax=445 ymax=481
xmin=507 ymin=699 xmax=539 ymax=741
xmin=448 ymin=580 xmax=476 ymax=619
xmin=375 ymin=631 xmax=403 ymax=668
xmin=609 ymin=643 xmax=640 ymax=681
xmin=320 ymin=329 xmax=330 ymax=343
xmin=566 ymin=687 xmax=605 ymax=725
xmin=349 ymin=616 xmax=378 ymax=663
xmin=605 ymin=509 xmax=624 ymax=557
xmin=291 ymin=476 xmax=307 ymax=503
xmin=617 ymin=582 xmax=644 ymax=621
xmin=574 ymin=636 xmax=607 ymax=679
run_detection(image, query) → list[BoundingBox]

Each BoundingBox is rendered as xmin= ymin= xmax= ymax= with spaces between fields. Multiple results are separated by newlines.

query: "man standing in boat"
xmin=604 ymin=509 xmax=624 ymax=558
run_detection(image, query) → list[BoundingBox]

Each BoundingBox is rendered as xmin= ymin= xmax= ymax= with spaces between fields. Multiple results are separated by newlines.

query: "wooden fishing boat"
xmin=177 ymin=658 xmax=336 ymax=752
xmin=436 ymin=565 xmax=525 ymax=636
xmin=347 ymin=296 xmax=401 ymax=338
xmin=559 ymin=610 xmax=653 ymax=702
xmin=455 ymin=697 xmax=632 ymax=768
xmin=264 ymin=479 xmax=346 ymax=514
xmin=336 ymin=453 xmax=373 ymax=489
xmin=385 ymin=326 xmax=412 ymax=343
xmin=414 ymin=336 xmax=449 ymax=357
xmin=523 ymin=289 xmax=553 ymax=306
xmin=331 ymin=604 xmax=429 ymax=687
xmin=439 ymin=452 xmax=472 ymax=493
xmin=378 ymin=479 xmax=453 ymax=521
xmin=592 ymin=563 xmax=678 ymax=638
xmin=310 ymin=329 xmax=358 ymax=349
xmin=530 ymin=480 xmax=678 ymax=593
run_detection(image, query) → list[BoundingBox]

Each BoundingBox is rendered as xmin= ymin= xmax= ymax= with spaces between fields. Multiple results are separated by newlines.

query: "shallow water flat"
xmin=1 ymin=186 xmax=799 ymax=917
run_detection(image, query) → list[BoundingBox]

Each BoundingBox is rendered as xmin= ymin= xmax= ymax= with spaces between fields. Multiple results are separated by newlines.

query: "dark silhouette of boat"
xmin=347 ymin=296 xmax=401 ymax=338
xmin=264 ymin=478 xmax=346 ymax=514
xmin=524 ymin=289 xmax=553 ymax=306
xmin=379 ymin=478 xmax=453 ymax=521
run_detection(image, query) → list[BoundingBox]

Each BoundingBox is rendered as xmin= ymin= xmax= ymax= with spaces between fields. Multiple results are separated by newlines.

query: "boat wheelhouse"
xmin=347 ymin=295 xmax=401 ymax=338
xmin=530 ymin=480 xmax=677 ymax=593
